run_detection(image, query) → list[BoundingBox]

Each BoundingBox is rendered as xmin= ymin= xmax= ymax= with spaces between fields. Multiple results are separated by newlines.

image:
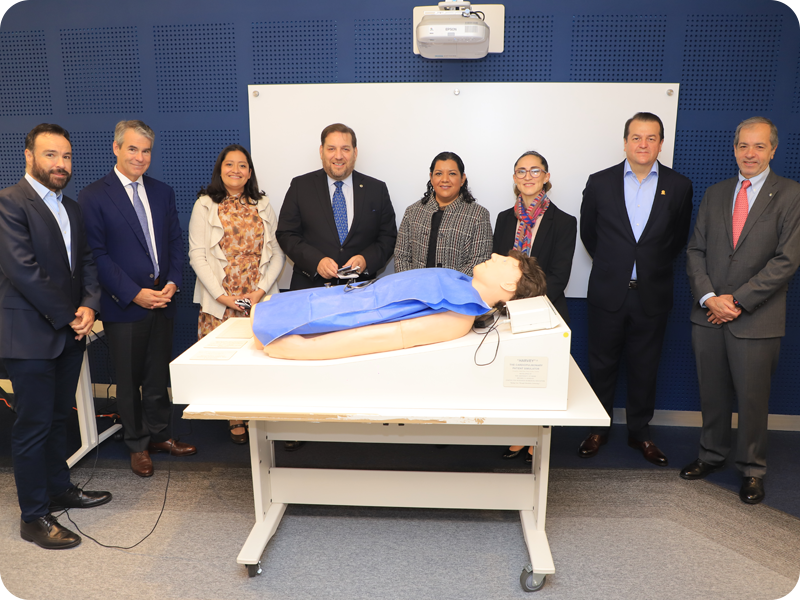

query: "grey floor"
xmin=1 ymin=464 xmax=798 ymax=600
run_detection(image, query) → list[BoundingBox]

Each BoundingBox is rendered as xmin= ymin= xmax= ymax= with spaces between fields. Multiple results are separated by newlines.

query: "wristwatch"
xmin=732 ymin=297 xmax=741 ymax=308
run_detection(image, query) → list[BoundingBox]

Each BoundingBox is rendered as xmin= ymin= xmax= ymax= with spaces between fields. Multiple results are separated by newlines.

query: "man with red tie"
xmin=682 ymin=117 xmax=800 ymax=504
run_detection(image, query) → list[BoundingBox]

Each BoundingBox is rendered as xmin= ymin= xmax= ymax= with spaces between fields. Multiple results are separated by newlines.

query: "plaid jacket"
xmin=394 ymin=195 xmax=493 ymax=276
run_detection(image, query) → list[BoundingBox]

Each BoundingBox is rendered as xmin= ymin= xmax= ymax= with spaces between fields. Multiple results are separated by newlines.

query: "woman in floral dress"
xmin=189 ymin=144 xmax=285 ymax=443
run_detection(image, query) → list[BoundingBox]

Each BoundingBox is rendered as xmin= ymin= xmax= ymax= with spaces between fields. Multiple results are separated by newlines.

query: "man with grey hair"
xmin=682 ymin=116 xmax=800 ymax=504
xmin=79 ymin=120 xmax=196 ymax=477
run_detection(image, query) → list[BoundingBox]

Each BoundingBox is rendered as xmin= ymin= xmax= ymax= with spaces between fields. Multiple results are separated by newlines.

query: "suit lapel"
xmin=315 ymin=169 xmax=343 ymax=243
xmin=639 ymin=163 xmax=668 ymax=242
xmin=529 ymin=203 xmax=554 ymax=257
xmin=734 ymin=171 xmax=779 ymax=253
xmin=348 ymin=171 xmax=366 ymax=244
xmin=105 ymin=171 xmax=150 ymax=255
xmin=21 ymin=179 xmax=71 ymax=270
xmin=142 ymin=178 xmax=163 ymax=259
xmin=612 ymin=162 xmax=636 ymax=242
xmin=717 ymin=178 xmax=738 ymax=250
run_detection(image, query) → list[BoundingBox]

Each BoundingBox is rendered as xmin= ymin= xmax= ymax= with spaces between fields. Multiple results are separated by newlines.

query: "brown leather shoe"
xmin=628 ymin=438 xmax=668 ymax=466
xmin=131 ymin=450 xmax=153 ymax=477
xmin=578 ymin=434 xmax=608 ymax=458
xmin=148 ymin=439 xmax=197 ymax=457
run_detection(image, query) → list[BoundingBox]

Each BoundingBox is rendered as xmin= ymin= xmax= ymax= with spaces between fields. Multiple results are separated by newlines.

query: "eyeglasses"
xmin=515 ymin=168 xmax=546 ymax=178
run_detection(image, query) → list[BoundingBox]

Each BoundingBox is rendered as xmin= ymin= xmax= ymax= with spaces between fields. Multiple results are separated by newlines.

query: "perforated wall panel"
xmin=252 ymin=21 xmax=338 ymax=84
xmin=673 ymin=129 xmax=737 ymax=207
xmin=159 ymin=129 xmax=240 ymax=355
xmin=461 ymin=16 xmax=553 ymax=82
xmin=0 ymin=31 xmax=52 ymax=117
xmin=793 ymin=48 xmax=800 ymax=114
xmin=160 ymin=130 xmax=240 ymax=215
xmin=355 ymin=18 xmax=442 ymax=82
xmin=680 ymin=14 xmax=782 ymax=111
xmin=154 ymin=24 xmax=238 ymax=113
xmin=69 ymin=131 xmax=116 ymax=196
xmin=785 ymin=132 xmax=800 ymax=187
xmin=60 ymin=27 xmax=143 ymax=115
xmin=569 ymin=15 xmax=666 ymax=82
xmin=0 ymin=133 xmax=26 ymax=190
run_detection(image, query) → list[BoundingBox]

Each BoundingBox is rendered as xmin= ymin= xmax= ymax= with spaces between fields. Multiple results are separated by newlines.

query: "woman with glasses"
xmin=189 ymin=144 xmax=285 ymax=444
xmin=494 ymin=150 xmax=576 ymax=462
xmin=394 ymin=151 xmax=492 ymax=276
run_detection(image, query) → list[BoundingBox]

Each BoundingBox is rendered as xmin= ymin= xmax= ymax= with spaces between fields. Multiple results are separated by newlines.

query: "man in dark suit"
xmin=682 ymin=117 xmax=800 ymax=504
xmin=79 ymin=120 xmax=196 ymax=477
xmin=579 ymin=112 xmax=694 ymax=465
xmin=277 ymin=123 xmax=397 ymax=291
xmin=0 ymin=124 xmax=111 ymax=549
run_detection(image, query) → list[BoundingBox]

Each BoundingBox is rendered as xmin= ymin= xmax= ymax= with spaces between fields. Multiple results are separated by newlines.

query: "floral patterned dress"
xmin=198 ymin=195 xmax=264 ymax=339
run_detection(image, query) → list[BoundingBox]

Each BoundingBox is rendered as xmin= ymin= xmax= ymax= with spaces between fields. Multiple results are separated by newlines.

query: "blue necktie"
xmin=332 ymin=181 xmax=348 ymax=245
xmin=130 ymin=182 xmax=159 ymax=279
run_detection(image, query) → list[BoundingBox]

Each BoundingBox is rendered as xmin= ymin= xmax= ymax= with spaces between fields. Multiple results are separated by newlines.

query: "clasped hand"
xmin=705 ymin=294 xmax=741 ymax=325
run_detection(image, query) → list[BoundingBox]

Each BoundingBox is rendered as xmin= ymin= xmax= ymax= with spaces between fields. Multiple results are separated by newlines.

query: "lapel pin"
xmin=359 ymin=184 xmax=364 ymax=188
xmin=661 ymin=190 xmax=666 ymax=195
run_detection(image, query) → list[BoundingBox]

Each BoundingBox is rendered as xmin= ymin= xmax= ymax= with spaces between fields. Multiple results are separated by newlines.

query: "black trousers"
xmin=5 ymin=335 xmax=84 ymax=522
xmin=105 ymin=310 xmax=174 ymax=453
xmin=587 ymin=290 xmax=669 ymax=441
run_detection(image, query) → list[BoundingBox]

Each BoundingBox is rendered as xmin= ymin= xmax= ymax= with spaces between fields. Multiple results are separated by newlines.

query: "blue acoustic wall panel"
xmin=461 ymin=16 xmax=554 ymax=82
xmin=252 ymin=20 xmax=338 ymax=84
xmin=69 ymin=131 xmax=116 ymax=196
xmin=680 ymin=14 xmax=782 ymax=112
xmin=569 ymin=15 xmax=666 ymax=82
xmin=355 ymin=18 xmax=443 ymax=82
xmin=0 ymin=30 xmax=52 ymax=117
xmin=794 ymin=48 xmax=800 ymax=114
xmin=159 ymin=129 xmax=241 ymax=354
xmin=60 ymin=26 xmax=143 ymax=115
xmin=673 ymin=129 xmax=738 ymax=208
xmin=154 ymin=24 xmax=238 ymax=113
xmin=0 ymin=133 xmax=26 ymax=190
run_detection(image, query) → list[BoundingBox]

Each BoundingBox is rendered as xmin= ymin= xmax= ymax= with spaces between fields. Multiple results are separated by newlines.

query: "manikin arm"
xmin=261 ymin=310 xmax=474 ymax=360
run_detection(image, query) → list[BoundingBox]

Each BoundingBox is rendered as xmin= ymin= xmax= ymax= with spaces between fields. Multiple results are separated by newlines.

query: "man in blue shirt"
xmin=579 ymin=113 xmax=694 ymax=465
xmin=0 ymin=124 xmax=111 ymax=549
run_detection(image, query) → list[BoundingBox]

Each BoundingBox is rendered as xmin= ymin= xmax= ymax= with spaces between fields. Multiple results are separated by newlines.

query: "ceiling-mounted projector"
xmin=416 ymin=1 xmax=490 ymax=59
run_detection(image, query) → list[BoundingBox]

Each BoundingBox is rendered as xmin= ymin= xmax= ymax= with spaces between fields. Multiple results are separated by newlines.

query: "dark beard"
xmin=31 ymin=160 xmax=72 ymax=192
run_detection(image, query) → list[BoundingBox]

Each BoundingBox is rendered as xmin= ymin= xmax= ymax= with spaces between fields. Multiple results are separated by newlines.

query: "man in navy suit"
xmin=0 ymin=124 xmax=111 ymax=549
xmin=579 ymin=112 xmax=693 ymax=465
xmin=277 ymin=123 xmax=397 ymax=291
xmin=79 ymin=120 xmax=196 ymax=477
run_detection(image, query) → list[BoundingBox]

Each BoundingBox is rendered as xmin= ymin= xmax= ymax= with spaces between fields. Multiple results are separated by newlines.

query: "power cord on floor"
xmin=56 ymin=403 xmax=183 ymax=550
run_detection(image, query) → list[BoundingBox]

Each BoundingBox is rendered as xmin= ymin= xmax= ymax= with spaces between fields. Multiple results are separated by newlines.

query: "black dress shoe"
xmin=679 ymin=458 xmax=723 ymax=480
xmin=284 ymin=441 xmax=305 ymax=451
xmin=503 ymin=447 xmax=524 ymax=459
xmin=740 ymin=477 xmax=765 ymax=504
xmin=20 ymin=514 xmax=81 ymax=549
xmin=628 ymin=438 xmax=668 ymax=466
xmin=50 ymin=486 xmax=112 ymax=511
xmin=578 ymin=434 xmax=608 ymax=458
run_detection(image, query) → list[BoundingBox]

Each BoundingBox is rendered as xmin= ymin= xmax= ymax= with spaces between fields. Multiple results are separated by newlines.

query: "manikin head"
xmin=472 ymin=250 xmax=547 ymax=309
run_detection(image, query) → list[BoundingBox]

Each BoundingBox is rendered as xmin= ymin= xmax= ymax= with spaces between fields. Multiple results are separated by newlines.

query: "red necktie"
xmin=732 ymin=179 xmax=751 ymax=248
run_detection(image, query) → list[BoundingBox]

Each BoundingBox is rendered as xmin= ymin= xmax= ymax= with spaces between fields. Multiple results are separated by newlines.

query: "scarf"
xmin=513 ymin=191 xmax=550 ymax=254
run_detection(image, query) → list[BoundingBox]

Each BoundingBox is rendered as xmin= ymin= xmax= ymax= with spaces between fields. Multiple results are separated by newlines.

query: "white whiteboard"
xmin=248 ymin=82 xmax=680 ymax=296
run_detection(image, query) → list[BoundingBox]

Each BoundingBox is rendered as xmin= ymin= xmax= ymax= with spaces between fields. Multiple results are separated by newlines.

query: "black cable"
xmin=472 ymin=10 xmax=485 ymax=20
xmin=472 ymin=312 xmax=502 ymax=366
xmin=59 ymin=403 xmax=178 ymax=550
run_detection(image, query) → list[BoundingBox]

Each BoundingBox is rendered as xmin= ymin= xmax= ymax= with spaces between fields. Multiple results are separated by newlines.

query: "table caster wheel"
xmin=520 ymin=564 xmax=546 ymax=592
xmin=246 ymin=562 xmax=262 ymax=577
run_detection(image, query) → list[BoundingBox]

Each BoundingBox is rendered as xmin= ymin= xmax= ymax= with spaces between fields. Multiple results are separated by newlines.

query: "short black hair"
xmin=25 ymin=123 xmax=70 ymax=151
xmin=624 ymin=112 xmax=664 ymax=141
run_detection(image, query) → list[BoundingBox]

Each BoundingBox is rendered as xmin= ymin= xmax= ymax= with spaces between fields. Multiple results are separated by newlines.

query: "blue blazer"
xmin=78 ymin=171 xmax=183 ymax=323
xmin=0 ymin=178 xmax=101 ymax=359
